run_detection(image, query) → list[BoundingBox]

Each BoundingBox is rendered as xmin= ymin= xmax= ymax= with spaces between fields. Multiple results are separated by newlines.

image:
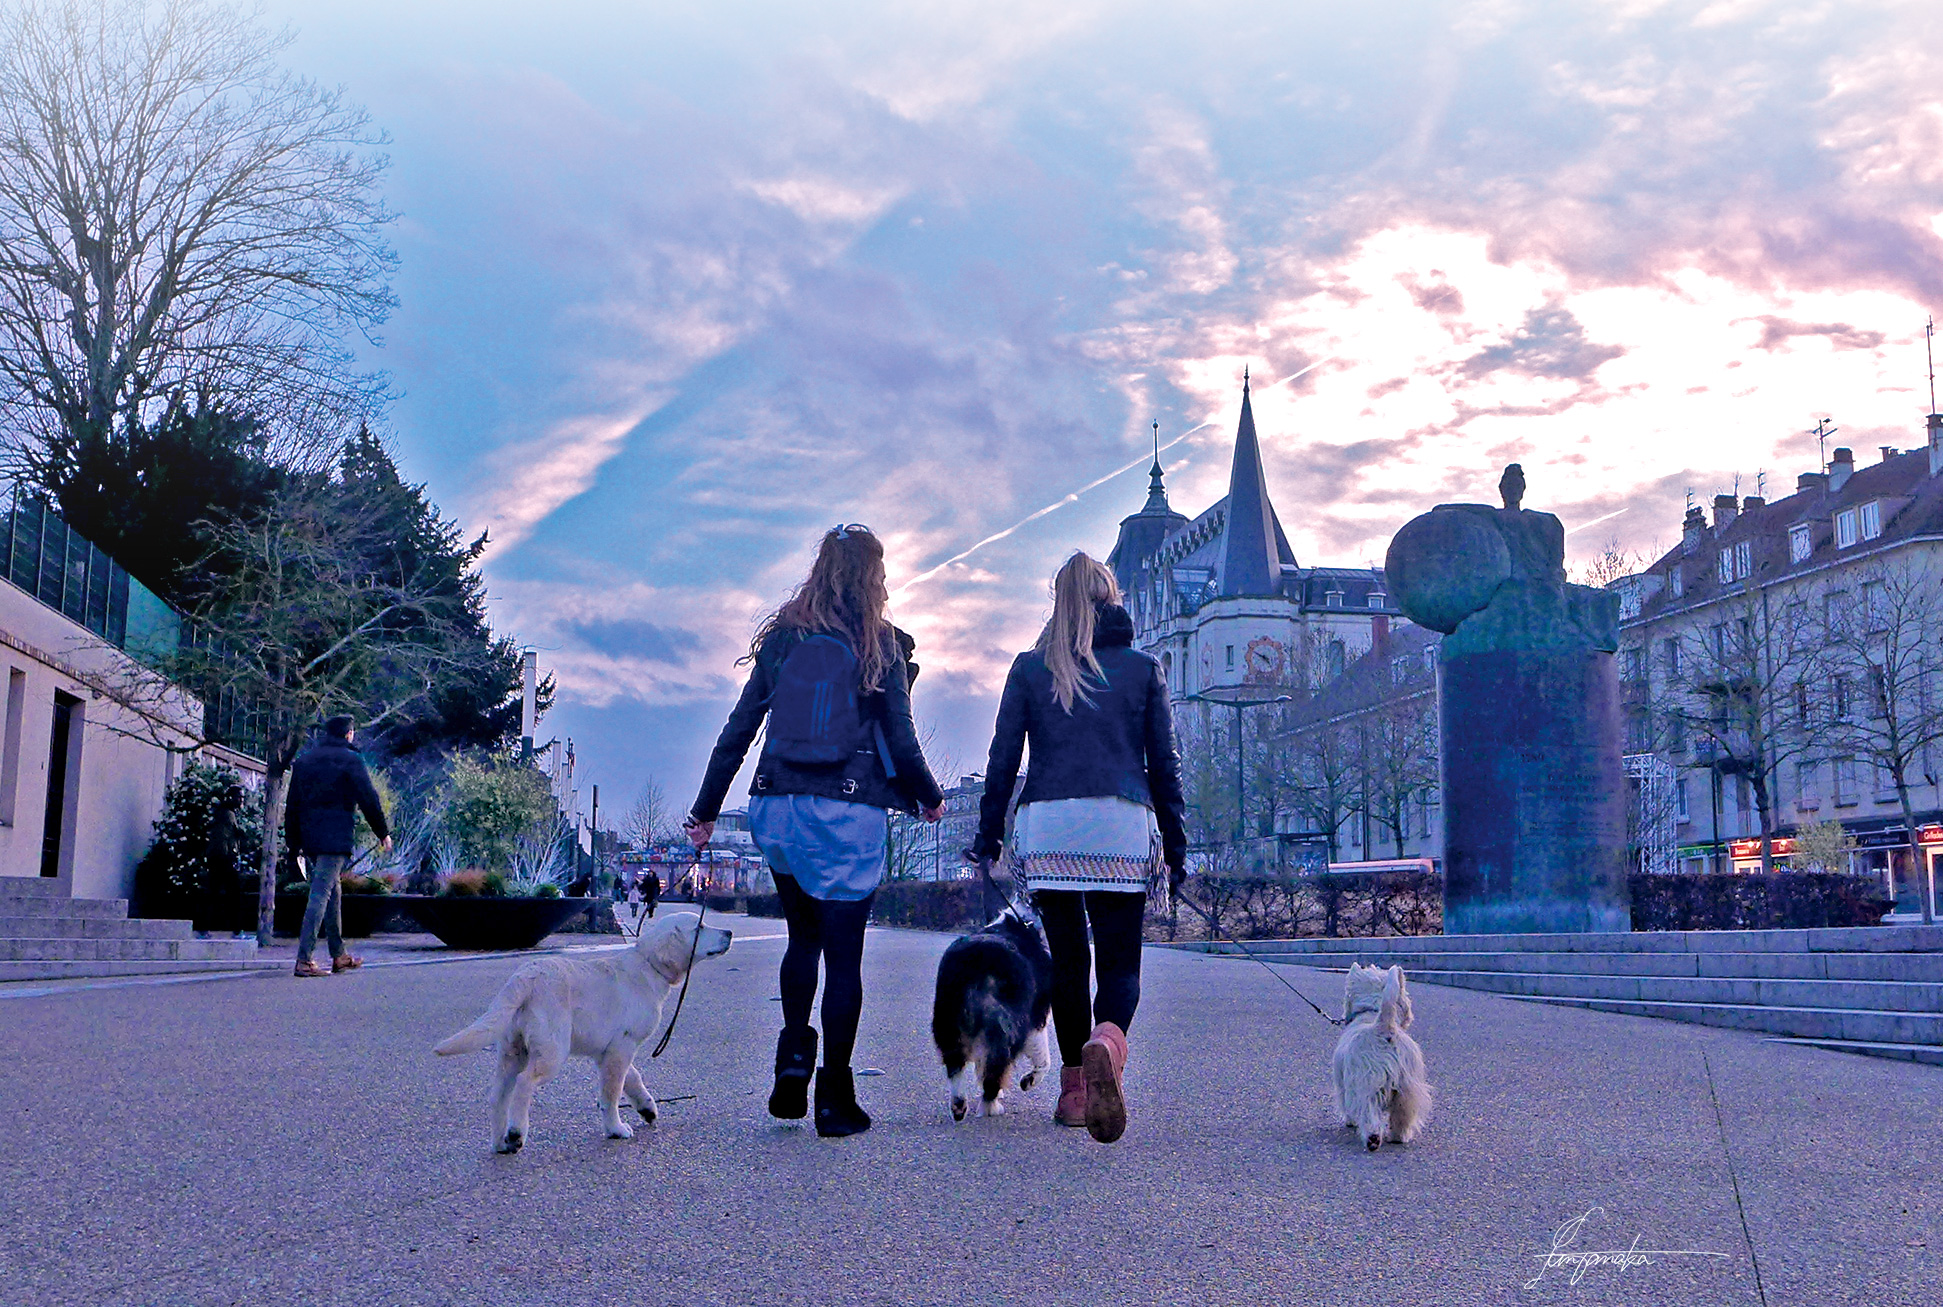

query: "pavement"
xmin=0 ymin=915 xmax=1937 ymax=1307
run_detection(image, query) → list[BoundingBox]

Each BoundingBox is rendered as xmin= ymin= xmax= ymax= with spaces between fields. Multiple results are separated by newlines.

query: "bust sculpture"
xmin=1384 ymin=465 xmax=1629 ymax=935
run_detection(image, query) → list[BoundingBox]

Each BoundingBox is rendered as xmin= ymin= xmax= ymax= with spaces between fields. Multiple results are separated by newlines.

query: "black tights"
xmin=1033 ymin=889 xmax=1146 ymax=1067
xmin=772 ymin=873 xmax=875 ymax=1070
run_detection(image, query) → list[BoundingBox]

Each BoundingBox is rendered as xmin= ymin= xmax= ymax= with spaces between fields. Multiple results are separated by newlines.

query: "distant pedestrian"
xmin=285 ymin=716 xmax=390 ymax=979
xmin=686 ymin=524 xmax=944 ymax=1138
xmin=972 ymin=552 xmax=1186 ymax=1143
xmin=641 ymin=866 xmax=660 ymax=919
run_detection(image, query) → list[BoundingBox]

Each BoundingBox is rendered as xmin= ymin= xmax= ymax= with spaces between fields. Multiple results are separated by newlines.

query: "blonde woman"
xmin=972 ymin=552 xmax=1186 ymax=1143
xmin=687 ymin=525 xmax=944 ymax=1137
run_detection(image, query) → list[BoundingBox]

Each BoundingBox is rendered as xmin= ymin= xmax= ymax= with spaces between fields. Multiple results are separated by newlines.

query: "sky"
xmin=261 ymin=0 xmax=1943 ymax=816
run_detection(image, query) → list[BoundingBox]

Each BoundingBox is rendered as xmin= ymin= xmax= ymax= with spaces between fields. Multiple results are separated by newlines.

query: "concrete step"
xmin=0 ymin=914 xmax=192 ymax=941
xmin=1508 ymin=994 xmax=1943 ymax=1045
xmin=1183 ymin=923 xmax=1943 ymax=956
xmin=0 ymin=937 xmax=260 ymax=963
xmin=0 ymin=895 xmax=131 ymax=920
xmin=0 ymin=877 xmax=65 ymax=897
xmin=1334 ymin=965 xmax=1943 ymax=1014
xmin=0 ymin=958 xmax=279 ymax=983
xmin=1249 ymin=948 xmax=1943 ymax=983
xmin=1764 ymin=1037 xmax=1943 ymax=1067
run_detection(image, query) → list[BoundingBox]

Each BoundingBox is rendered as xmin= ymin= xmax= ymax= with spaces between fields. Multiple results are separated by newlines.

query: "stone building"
xmin=1612 ymin=417 xmax=1943 ymax=916
xmin=1108 ymin=376 xmax=1399 ymax=700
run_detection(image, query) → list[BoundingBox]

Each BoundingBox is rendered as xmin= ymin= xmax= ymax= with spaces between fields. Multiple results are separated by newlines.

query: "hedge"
xmin=1627 ymin=872 xmax=1892 ymax=931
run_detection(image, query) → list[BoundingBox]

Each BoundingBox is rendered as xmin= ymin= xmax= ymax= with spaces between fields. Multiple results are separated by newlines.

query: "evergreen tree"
xmin=133 ymin=763 xmax=263 ymax=925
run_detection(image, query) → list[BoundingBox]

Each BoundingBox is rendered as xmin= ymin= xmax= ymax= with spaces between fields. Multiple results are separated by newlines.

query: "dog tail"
xmin=434 ymin=974 xmax=531 ymax=1056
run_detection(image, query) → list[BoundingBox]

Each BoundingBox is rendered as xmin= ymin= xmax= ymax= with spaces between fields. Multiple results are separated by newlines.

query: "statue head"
xmin=1499 ymin=463 xmax=1526 ymax=511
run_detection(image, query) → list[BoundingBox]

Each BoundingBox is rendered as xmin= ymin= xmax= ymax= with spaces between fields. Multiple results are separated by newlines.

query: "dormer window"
xmin=1367 ymin=591 xmax=1387 ymax=609
xmin=1860 ymin=500 xmax=1881 ymax=540
xmin=1670 ymin=568 xmax=1684 ymax=598
xmin=1324 ymin=589 xmax=1344 ymax=608
xmin=1788 ymin=524 xmax=1812 ymax=563
xmin=1717 ymin=550 xmax=1733 ymax=584
xmin=1836 ymin=508 xmax=1858 ymax=549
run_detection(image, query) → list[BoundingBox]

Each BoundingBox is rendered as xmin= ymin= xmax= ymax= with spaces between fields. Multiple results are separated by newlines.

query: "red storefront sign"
xmin=1728 ymin=837 xmax=1797 ymax=859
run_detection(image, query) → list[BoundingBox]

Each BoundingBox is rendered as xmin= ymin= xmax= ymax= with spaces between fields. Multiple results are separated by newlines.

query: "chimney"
xmin=1681 ymin=505 xmax=1706 ymax=553
xmin=1929 ymin=413 xmax=1942 ymax=477
xmin=1829 ymin=447 xmax=1854 ymax=493
xmin=1798 ymin=471 xmax=1827 ymax=493
xmin=1880 ymin=446 xmax=1899 ymax=463
xmin=1712 ymin=493 xmax=1739 ymax=528
xmin=1742 ymin=496 xmax=1765 ymax=511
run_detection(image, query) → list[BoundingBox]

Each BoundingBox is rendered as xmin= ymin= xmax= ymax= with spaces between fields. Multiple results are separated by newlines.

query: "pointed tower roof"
xmin=1217 ymin=371 xmax=1282 ymax=596
xmin=1108 ymin=420 xmax=1189 ymax=598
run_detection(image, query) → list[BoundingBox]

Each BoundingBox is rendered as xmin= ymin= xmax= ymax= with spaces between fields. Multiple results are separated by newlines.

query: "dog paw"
xmin=496 ymin=1130 xmax=524 ymax=1154
xmin=987 ymin=1098 xmax=1005 ymax=1117
xmin=636 ymin=1103 xmax=658 ymax=1125
xmin=607 ymin=1122 xmax=636 ymax=1140
xmin=1019 ymin=1070 xmax=1038 ymax=1093
xmin=1365 ymin=1133 xmax=1382 ymax=1152
xmin=950 ymin=1097 xmax=968 ymax=1122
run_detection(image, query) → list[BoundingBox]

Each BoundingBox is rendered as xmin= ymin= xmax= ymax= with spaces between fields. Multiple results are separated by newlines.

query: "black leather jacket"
xmin=689 ymin=626 xmax=943 ymax=822
xmin=974 ymin=604 xmax=1187 ymax=872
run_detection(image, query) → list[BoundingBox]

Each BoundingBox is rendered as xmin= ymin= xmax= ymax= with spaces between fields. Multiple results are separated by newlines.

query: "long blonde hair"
xmin=1035 ymin=552 xmax=1121 ymax=712
xmin=748 ymin=525 xmax=894 ymax=692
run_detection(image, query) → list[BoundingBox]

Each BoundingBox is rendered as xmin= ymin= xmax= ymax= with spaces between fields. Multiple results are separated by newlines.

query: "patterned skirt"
xmin=1012 ymin=796 xmax=1157 ymax=895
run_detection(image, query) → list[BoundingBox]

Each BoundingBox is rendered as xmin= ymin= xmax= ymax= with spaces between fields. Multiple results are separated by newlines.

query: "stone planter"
xmin=396 ymin=895 xmax=592 ymax=950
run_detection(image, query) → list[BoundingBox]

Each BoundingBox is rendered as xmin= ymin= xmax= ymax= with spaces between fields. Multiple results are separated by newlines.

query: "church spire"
xmin=1142 ymin=419 xmax=1170 ymax=512
xmin=1217 ymin=369 xmax=1280 ymax=596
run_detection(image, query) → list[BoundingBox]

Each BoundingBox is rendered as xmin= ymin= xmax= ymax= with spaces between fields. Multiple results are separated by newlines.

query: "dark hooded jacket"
xmin=284 ymin=736 xmax=390 ymax=857
xmin=688 ymin=625 xmax=943 ymax=823
xmin=973 ymin=603 xmax=1187 ymax=873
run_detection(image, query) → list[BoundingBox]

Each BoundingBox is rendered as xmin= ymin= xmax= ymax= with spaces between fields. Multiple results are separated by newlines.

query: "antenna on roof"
xmin=1757 ymin=469 xmax=1766 ymax=499
xmin=1732 ymin=471 xmax=1742 ymax=497
xmin=1811 ymin=417 xmax=1838 ymax=472
xmin=1685 ymin=485 xmax=1694 ymax=512
xmin=1928 ymin=315 xmax=1937 ymax=415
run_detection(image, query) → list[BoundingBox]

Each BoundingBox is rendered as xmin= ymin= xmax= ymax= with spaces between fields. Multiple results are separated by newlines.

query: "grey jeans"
xmin=296 ymin=854 xmax=348 ymax=964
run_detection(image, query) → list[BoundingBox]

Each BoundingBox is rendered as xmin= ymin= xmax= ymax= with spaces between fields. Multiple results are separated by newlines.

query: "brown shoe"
xmin=331 ymin=954 xmax=363 ymax=973
xmin=1081 ymin=1022 xmax=1128 ymax=1144
xmin=293 ymin=960 xmax=328 ymax=978
xmin=1054 ymin=1066 xmax=1087 ymax=1127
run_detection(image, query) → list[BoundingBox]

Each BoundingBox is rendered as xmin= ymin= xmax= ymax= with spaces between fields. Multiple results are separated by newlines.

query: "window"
xmin=1391 ymin=656 xmax=1410 ymax=685
xmin=1836 ymin=508 xmax=1858 ymax=548
xmin=1710 ymin=623 xmax=1728 ymax=659
xmin=0 ymin=668 xmax=23 ymax=826
xmin=1670 ymin=568 xmax=1684 ymax=598
xmin=1324 ymin=589 xmax=1344 ymax=608
xmin=1862 ymin=580 xmax=1884 ymax=629
xmin=1796 ymin=761 xmax=1820 ymax=807
xmin=1860 ymin=500 xmax=1881 ymax=540
xmin=1422 ymin=646 xmax=1436 ymax=673
xmin=1796 ymin=681 xmax=1811 ymax=728
xmin=1717 ymin=550 xmax=1734 ymax=584
xmin=1833 ymin=676 xmax=1850 ymax=719
xmin=1661 ymin=638 xmax=1681 ymax=680
xmin=1368 ymin=591 xmax=1387 ymax=609
xmin=1225 ymin=645 xmax=1235 ymax=669
xmin=1622 ymin=648 xmax=1644 ymax=683
xmin=1675 ymin=777 xmax=1690 ymax=821
xmin=1834 ymin=757 xmax=1858 ymax=806
xmin=1789 ymin=523 xmax=1812 ymax=563
xmin=1734 ymin=540 xmax=1751 ymax=579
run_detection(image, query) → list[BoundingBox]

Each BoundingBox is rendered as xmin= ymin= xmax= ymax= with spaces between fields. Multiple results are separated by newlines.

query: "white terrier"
xmin=1331 ymin=963 xmax=1432 ymax=1151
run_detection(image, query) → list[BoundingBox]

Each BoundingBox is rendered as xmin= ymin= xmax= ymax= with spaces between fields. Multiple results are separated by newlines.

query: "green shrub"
xmin=133 ymin=763 xmax=263 ymax=923
xmin=1628 ymin=872 xmax=1891 ymax=930
xmin=441 ymin=754 xmax=556 ymax=872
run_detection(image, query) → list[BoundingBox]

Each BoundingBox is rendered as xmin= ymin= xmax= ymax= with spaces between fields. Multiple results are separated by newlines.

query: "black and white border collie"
xmin=930 ymin=908 xmax=1053 ymax=1121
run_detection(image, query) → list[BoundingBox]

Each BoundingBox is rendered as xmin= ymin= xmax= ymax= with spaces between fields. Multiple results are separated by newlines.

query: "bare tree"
xmin=1664 ymin=585 xmax=1827 ymax=875
xmin=109 ymin=478 xmax=472 ymax=942
xmin=1352 ymin=694 xmax=1439 ymax=859
xmin=1282 ymin=717 xmax=1359 ymax=864
xmin=1573 ymin=535 xmax=1649 ymax=589
xmin=1820 ymin=557 xmax=1943 ymax=923
xmin=620 ymin=777 xmax=672 ymax=849
xmin=0 ymin=0 xmax=395 ymax=473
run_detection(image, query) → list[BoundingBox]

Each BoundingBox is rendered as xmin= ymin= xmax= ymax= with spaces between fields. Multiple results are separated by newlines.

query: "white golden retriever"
xmin=1331 ymin=963 xmax=1432 ymax=1151
xmin=434 ymin=911 xmax=732 ymax=1153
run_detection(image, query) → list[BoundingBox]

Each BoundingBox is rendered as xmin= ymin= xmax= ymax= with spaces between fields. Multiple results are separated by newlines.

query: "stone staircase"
xmin=1176 ymin=925 xmax=1943 ymax=1066
xmin=0 ymin=877 xmax=269 ymax=982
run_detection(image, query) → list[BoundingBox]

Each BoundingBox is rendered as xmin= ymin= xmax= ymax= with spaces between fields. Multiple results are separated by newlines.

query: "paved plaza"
xmin=1 ymin=917 xmax=1937 ymax=1307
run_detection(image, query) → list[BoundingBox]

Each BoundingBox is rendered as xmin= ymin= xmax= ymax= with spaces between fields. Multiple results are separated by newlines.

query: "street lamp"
xmin=1180 ymin=688 xmax=1295 ymax=846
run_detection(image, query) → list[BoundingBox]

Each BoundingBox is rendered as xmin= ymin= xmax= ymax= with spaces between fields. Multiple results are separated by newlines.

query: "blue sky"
xmin=264 ymin=0 xmax=1943 ymax=812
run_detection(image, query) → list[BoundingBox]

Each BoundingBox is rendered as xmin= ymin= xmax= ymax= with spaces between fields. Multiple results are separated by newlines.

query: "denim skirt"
xmin=748 ymin=794 xmax=888 ymax=902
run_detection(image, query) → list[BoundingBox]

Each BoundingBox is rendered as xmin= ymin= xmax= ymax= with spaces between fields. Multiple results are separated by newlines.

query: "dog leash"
xmin=651 ymin=840 xmax=709 ymax=1059
xmin=1174 ymin=882 xmax=1345 ymax=1028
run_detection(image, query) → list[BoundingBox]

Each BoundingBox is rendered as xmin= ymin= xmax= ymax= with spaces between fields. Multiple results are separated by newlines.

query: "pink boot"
xmin=1054 ymin=1066 xmax=1086 ymax=1127
xmin=1081 ymin=1022 xmax=1129 ymax=1143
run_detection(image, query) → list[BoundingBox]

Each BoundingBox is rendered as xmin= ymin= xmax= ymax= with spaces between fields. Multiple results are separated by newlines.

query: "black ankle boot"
xmin=814 ymin=1066 xmax=872 ymax=1138
xmin=769 ymin=1027 xmax=817 ymax=1119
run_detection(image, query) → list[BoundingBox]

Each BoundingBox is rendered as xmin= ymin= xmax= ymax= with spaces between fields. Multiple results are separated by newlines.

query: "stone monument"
xmin=1384 ymin=465 xmax=1630 ymax=934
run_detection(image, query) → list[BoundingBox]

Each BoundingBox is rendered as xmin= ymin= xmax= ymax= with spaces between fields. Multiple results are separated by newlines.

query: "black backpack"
xmin=767 ymin=633 xmax=871 ymax=766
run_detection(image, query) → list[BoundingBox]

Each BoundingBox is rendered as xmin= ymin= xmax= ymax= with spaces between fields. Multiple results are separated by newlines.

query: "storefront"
xmin=1852 ymin=824 xmax=1943 ymax=918
xmin=1727 ymin=837 xmax=1797 ymax=873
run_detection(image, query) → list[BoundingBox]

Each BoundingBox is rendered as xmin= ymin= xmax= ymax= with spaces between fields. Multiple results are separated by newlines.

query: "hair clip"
xmin=832 ymin=524 xmax=851 ymax=539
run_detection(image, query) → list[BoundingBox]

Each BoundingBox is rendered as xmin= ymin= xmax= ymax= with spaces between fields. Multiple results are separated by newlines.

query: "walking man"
xmin=287 ymin=715 xmax=390 ymax=978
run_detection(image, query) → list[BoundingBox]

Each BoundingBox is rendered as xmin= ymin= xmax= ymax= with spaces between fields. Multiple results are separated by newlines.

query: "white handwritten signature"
xmin=1525 ymin=1207 xmax=1731 ymax=1289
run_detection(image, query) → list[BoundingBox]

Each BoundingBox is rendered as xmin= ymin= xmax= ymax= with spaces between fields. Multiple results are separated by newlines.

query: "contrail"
xmin=893 ymin=356 xmax=1340 ymax=596
xmin=1565 ymin=505 xmax=1630 ymax=537
xmin=894 ymin=426 xmax=1207 ymax=595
